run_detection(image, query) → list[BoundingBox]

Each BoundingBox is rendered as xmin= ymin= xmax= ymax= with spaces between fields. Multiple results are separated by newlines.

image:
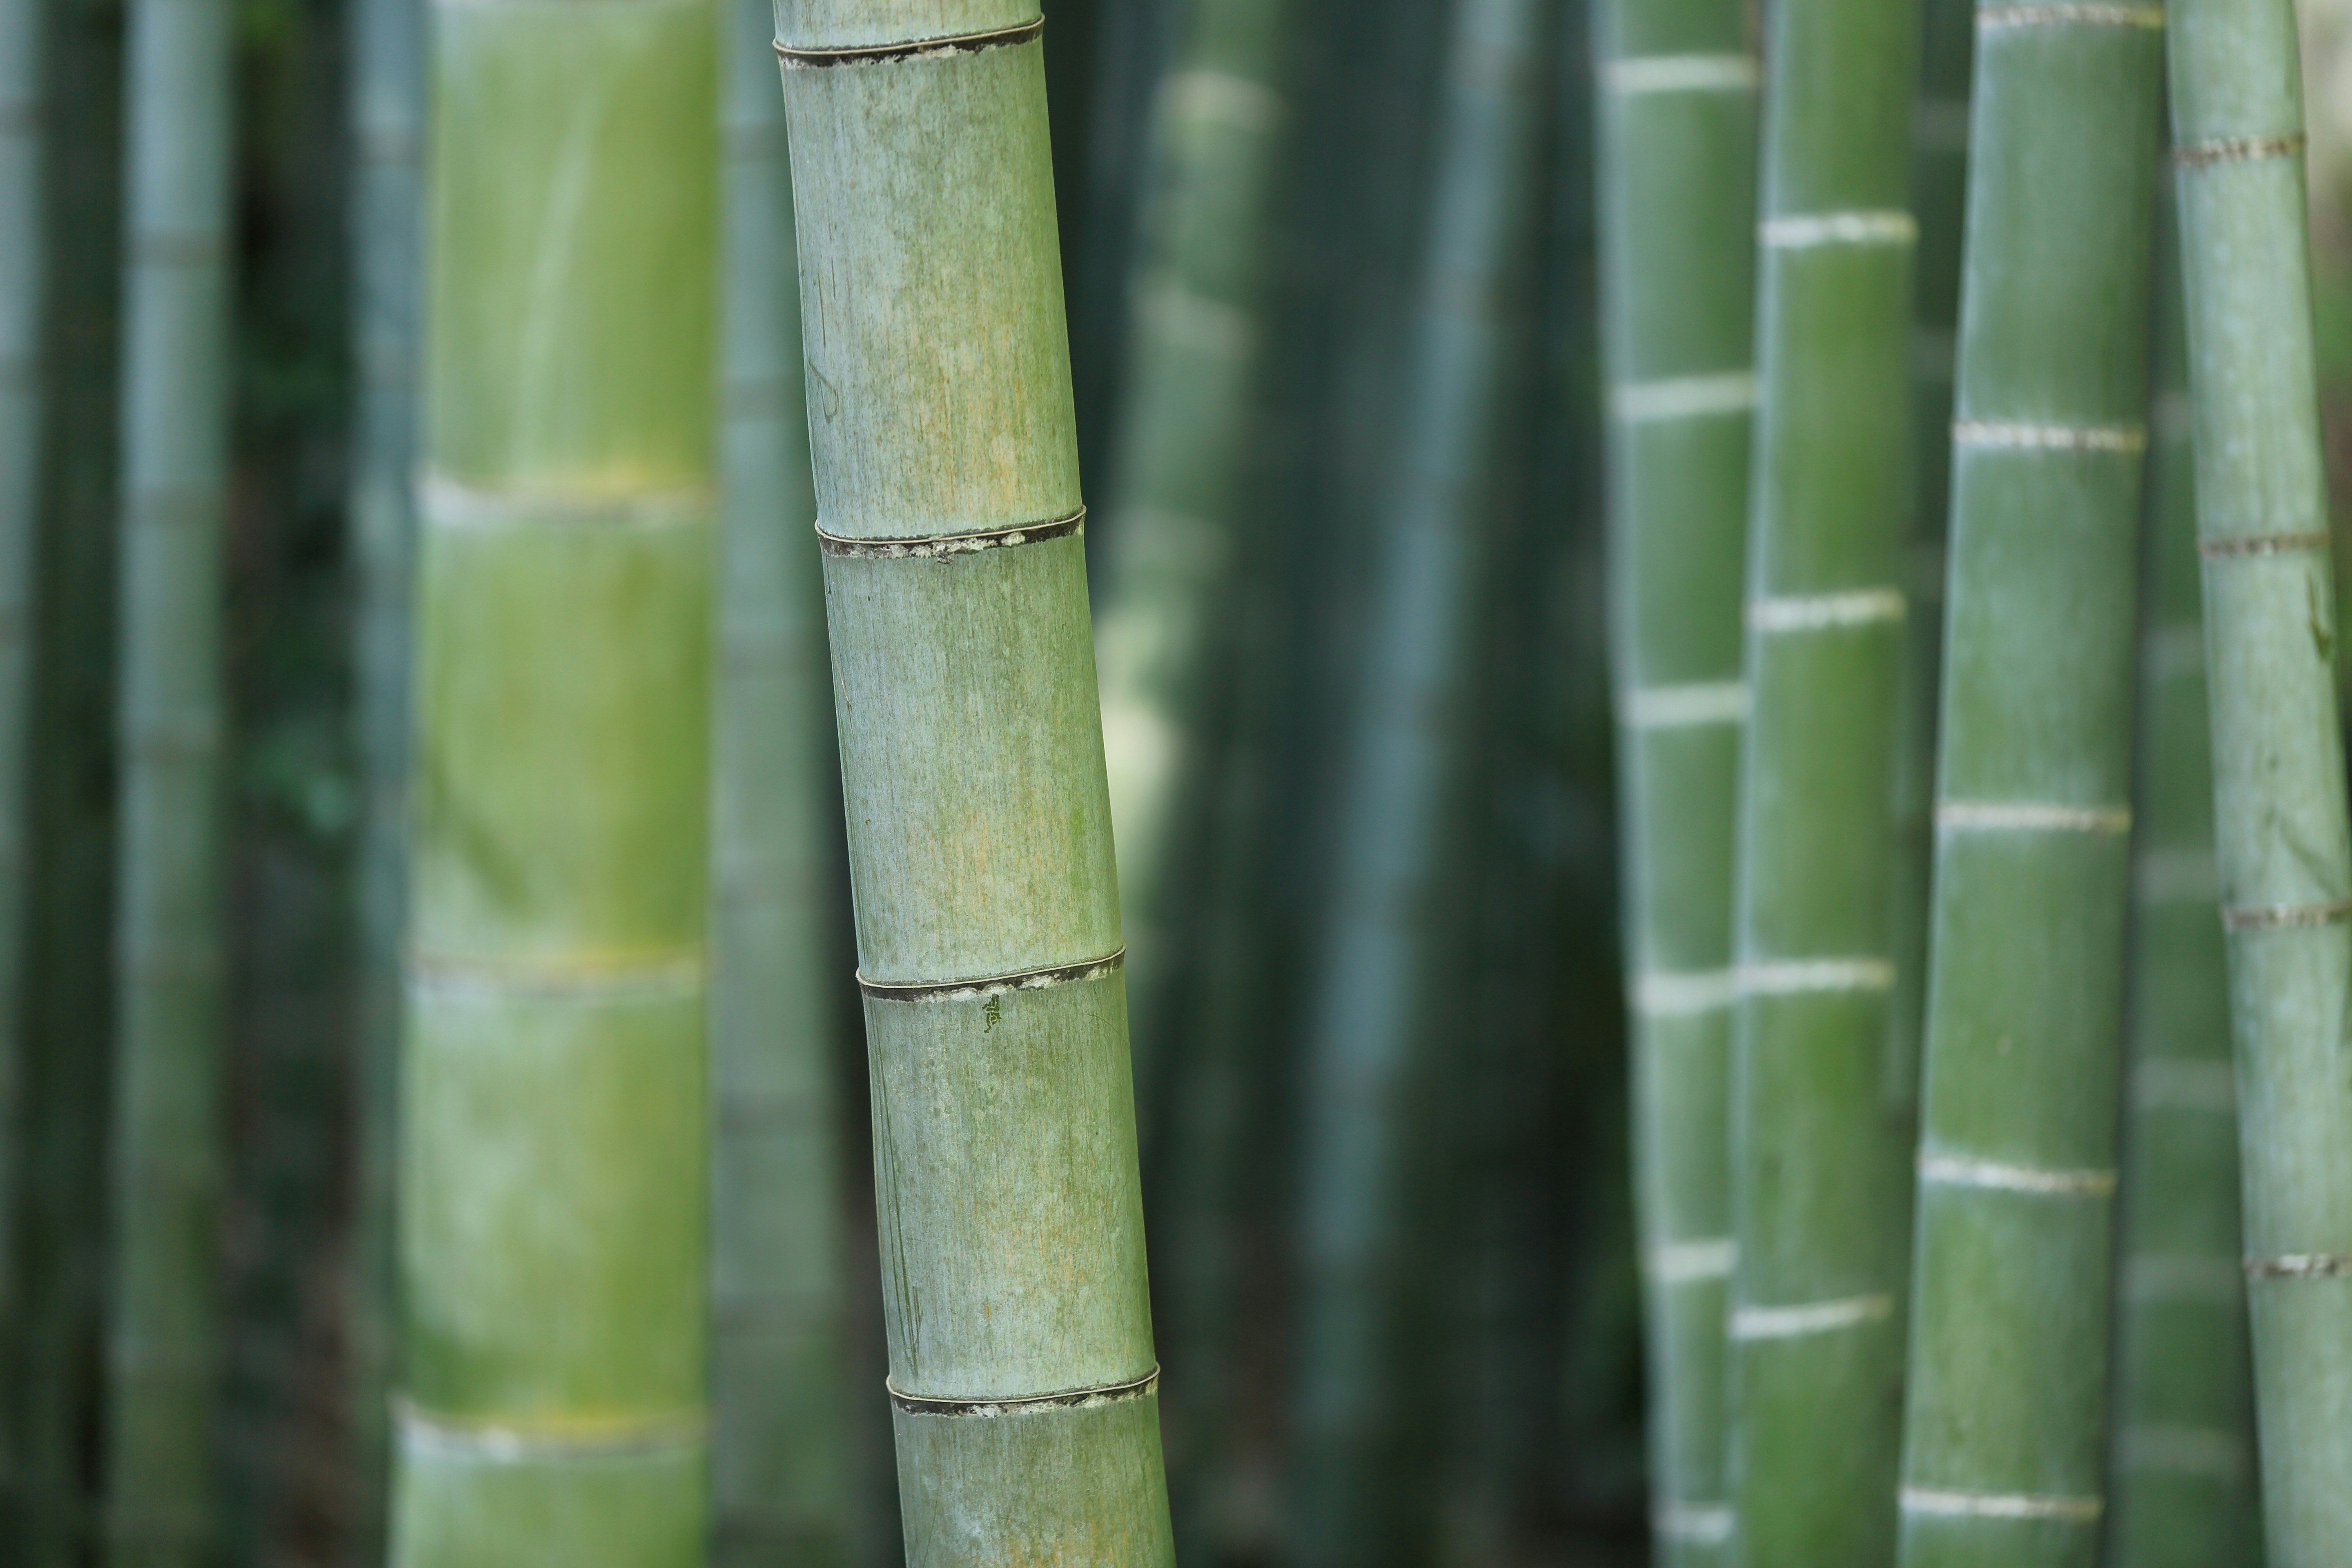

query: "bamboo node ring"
xmin=2173 ymin=132 xmax=2305 ymax=169
xmin=857 ymin=947 xmax=1125 ymax=1002
xmin=1976 ymin=3 xmax=2163 ymax=28
xmin=2220 ymin=897 xmax=2352 ymax=931
xmin=816 ymin=507 xmax=1085 ymax=560
xmin=776 ymin=16 xmax=1044 ymax=67
xmin=2245 ymin=1253 xmax=2352 ymax=1280
xmin=888 ymin=1364 xmax=1159 ymax=1417
xmin=1899 ymin=1486 xmax=2103 ymax=1523
xmin=2196 ymin=530 xmax=2330 ymax=559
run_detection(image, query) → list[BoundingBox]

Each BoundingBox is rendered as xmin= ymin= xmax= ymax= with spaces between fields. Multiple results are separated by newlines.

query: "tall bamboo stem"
xmin=709 ymin=0 xmax=844 ymax=1556
xmin=390 ymin=0 xmax=719 ymax=1559
xmin=104 ymin=0 xmax=235 ymax=1554
xmin=1727 ymin=0 xmax=1920 ymax=1557
xmin=774 ymin=5 xmax=1175 ymax=1558
xmin=1895 ymin=9 xmax=2163 ymax=1563
xmin=1593 ymin=0 xmax=1757 ymax=1559
xmin=2167 ymin=0 xmax=2352 ymax=1557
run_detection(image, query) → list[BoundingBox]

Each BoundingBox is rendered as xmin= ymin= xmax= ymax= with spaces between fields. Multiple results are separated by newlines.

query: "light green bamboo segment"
xmin=2167 ymin=0 xmax=2352 ymax=1559
xmin=105 ymin=0 xmax=235 ymax=1557
xmin=2102 ymin=192 xmax=2257 ymax=1568
xmin=1593 ymin=0 xmax=1756 ymax=1562
xmin=1895 ymin=13 xmax=2163 ymax=1568
xmin=710 ymin=0 xmax=844 ymax=1557
xmin=1728 ymin=0 xmax=1919 ymax=1558
xmin=774 ymin=7 xmax=1175 ymax=1561
xmin=392 ymin=2 xmax=717 ymax=1564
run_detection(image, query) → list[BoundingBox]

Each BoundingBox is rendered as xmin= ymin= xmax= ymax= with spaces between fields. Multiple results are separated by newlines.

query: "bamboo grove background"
xmin=4 ymin=0 xmax=2352 ymax=1562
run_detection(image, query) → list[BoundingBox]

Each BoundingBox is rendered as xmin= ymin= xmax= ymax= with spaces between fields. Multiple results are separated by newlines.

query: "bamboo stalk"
xmin=103 ymin=0 xmax=235 ymax=1553
xmin=390 ymin=0 xmax=719 ymax=1559
xmin=1289 ymin=0 xmax=1547 ymax=1558
xmin=1894 ymin=8 xmax=2164 ymax=1563
xmin=1592 ymin=0 xmax=1757 ymax=1559
xmin=2167 ymin=0 xmax=2352 ymax=1557
xmin=2102 ymin=182 xmax=2258 ymax=1568
xmin=708 ymin=0 xmax=844 ymax=1557
xmin=1727 ymin=0 xmax=1921 ymax=1557
xmin=773 ymin=6 xmax=1175 ymax=1559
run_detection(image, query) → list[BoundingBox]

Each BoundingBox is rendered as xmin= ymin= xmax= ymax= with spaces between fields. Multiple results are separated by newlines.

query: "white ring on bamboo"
xmin=1977 ymin=3 xmax=2164 ymax=27
xmin=1918 ymin=1152 xmax=2117 ymax=1197
xmin=1936 ymin=800 xmax=2132 ymax=834
xmin=1610 ymin=370 xmax=1758 ymax=423
xmin=1748 ymin=588 xmax=1906 ymax=632
xmin=1952 ymin=419 xmax=2147 ymax=453
xmin=2116 ymin=1424 xmax=2249 ymax=1481
xmin=1634 ymin=968 xmax=1741 ymax=1016
xmin=1739 ymin=958 xmax=1896 ymax=996
xmin=1653 ymin=1503 xmax=1736 ymax=1543
xmin=1602 ymin=54 xmax=1758 ymax=94
xmin=1730 ymin=1292 xmax=1893 ymax=1340
xmin=2123 ymin=1253 xmax=2241 ymax=1304
xmin=1622 ymin=681 xmax=1748 ymax=728
xmin=419 ymin=470 xmax=711 ymax=531
xmin=1648 ymin=1238 xmax=1737 ymax=1283
xmin=2245 ymin=1252 xmax=2352 ymax=1280
xmin=1759 ymin=210 xmax=1918 ymax=249
xmin=395 ymin=1401 xmax=706 ymax=1462
xmin=1899 ymin=1486 xmax=2103 ymax=1523
xmin=2134 ymin=1057 xmax=2235 ymax=1113
xmin=1162 ymin=69 xmax=1283 ymax=135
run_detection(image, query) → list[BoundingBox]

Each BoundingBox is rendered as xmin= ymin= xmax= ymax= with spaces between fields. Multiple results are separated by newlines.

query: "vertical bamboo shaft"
xmin=709 ymin=0 xmax=843 ymax=1556
xmin=774 ymin=6 xmax=1176 ymax=1559
xmin=390 ymin=1 xmax=719 ymax=1561
xmin=1728 ymin=0 xmax=1920 ymax=1558
xmin=1895 ymin=11 xmax=2163 ymax=1565
xmin=2167 ymin=0 xmax=2352 ymax=1558
xmin=2102 ymin=185 xmax=2258 ymax=1568
xmin=1593 ymin=0 xmax=1757 ymax=1560
xmin=104 ymin=0 xmax=234 ymax=1555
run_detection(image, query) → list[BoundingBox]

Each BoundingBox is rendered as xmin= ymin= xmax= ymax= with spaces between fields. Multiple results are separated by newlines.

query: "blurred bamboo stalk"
xmin=104 ymin=0 xmax=234 ymax=1553
xmin=1592 ymin=0 xmax=1757 ymax=1559
xmin=1895 ymin=8 xmax=2163 ymax=1563
xmin=708 ymin=0 xmax=844 ymax=1557
xmin=775 ymin=4 xmax=1175 ymax=1557
xmin=2168 ymin=0 xmax=2352 ymax=1557
xmin=2102 ymin=183 xmax=2258 ymax=1568
xmin=391 ymin=0 xmax=719 ymax=1557
xmin=1727 ymin=0 xmax=1919 ymax=1555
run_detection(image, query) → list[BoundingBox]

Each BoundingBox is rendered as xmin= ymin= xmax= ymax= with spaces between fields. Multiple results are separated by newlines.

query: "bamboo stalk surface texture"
xmin=1728 ymin=0 xmax=1919 ymax=1557
xmin=1593 ymin=0 xmax=1756 ymax=1561
xmin=775 ymin=4 xmax=1176 ymax=1559
xmin=1896 ymin=8 xmax=2163 ymax=1565
xmin=105 ymin=0 xmax=234 ymax=1554
xmin=2168 ymin=0 xmax=2352 ymax=1558
xmin=392 ymin=0 xmax=718 ymax=1561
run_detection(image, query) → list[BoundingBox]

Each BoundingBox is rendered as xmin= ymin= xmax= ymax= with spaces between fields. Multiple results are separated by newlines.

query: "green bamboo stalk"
xmin=708 ymin=0 xmax=844 ymax=1557
xmin=1726 ymin=0 xmax=1920 ymax=1557
xmin=773 ymin=6 xmax=1175 ymax=1559
xmin=390 ymin=0 xmax=718 ymax=1560
xmin=2102 ymin=182 xmax=2258 ymax=1568
xmin=1592 ymin=0 xmax=1757 ymax=1559
xmin=1894 ymin=8 xmax=2164 ymax=1562
xmin=2167 ymin=1 xmax=2352 ymax=1558
xmin=104 ymin=0 xmax=235 ymax=1554
xmin=1289 ymin=0 xmax=1546 ymax=1558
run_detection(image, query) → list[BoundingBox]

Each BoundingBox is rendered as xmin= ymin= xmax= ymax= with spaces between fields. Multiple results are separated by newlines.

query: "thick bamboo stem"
xmin=1593 ymin=0 xmax=1757 ymax=1560
xmin=2167 ymin=0 xmax=2352 ymax=1557
xmin=1727 ymin=0 xmax=1920 ymax=1558
xmin=1895 ymin=9 xmax=2164 ymax=1565
xmin=774 ymin=5 xmax=1175 ymax=1558
xmin=390 ymin=0 xmax=719 ymax=1560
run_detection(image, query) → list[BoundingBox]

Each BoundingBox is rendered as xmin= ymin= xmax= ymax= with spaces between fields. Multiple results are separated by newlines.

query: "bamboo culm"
xmin=1289 ymin=0 xmax=1546 ymax=1559
xmin=105 ymin=0 xmax=234 ymax=1553
xmin=2167 ymin=0 xmax=2352 ymax=1558
xmin=1593 ymin=0 xmax=1757 ymax=1560
xmin=390 ymin=0 xmax=719 ymax=1561
xmin=1895 ymin=10 xmax=2163 ymax=1565
xmin=774 ymin=4 xmax=1176 ymax=1558
xmin=709 ymin=0 xmax=845 ymax=1556
xmin=1727 ymin=0 xmax=1920 ymax=1556
xmin=2101 ymin=183 xmax=2258 ymax=1568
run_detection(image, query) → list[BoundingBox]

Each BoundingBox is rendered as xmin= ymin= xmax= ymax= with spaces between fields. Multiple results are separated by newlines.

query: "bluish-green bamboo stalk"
xmin=708 ymin=0 xmax=843 ymax=1557
xmin=774 ymin=6 xmax=1176 ymax=1559
xmin=1593 ymin=0 xmax=1757 ymax=1559
xmin=104 ymin=0 xmax=235 ymax=1555
xmin=1895 ymin=9 xmax=2163 ymax=1564
xmin=390 ymin=0 xmax=719 ymax=1561
xmin=2102 ymin=182 xmax=2258 ymax=1568
xmin=1289 ymin=0 xmax=1546 ymax=1559
xmin=2167 ymin=1 xmax=2352 ymax=1559
xmin=1727 ymin=0 xmax=1920 ymax=1557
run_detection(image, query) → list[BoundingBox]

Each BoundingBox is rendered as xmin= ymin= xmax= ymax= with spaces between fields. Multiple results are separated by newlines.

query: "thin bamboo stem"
xmin=2167 ymin=0 xmax=2352 ymax=1557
